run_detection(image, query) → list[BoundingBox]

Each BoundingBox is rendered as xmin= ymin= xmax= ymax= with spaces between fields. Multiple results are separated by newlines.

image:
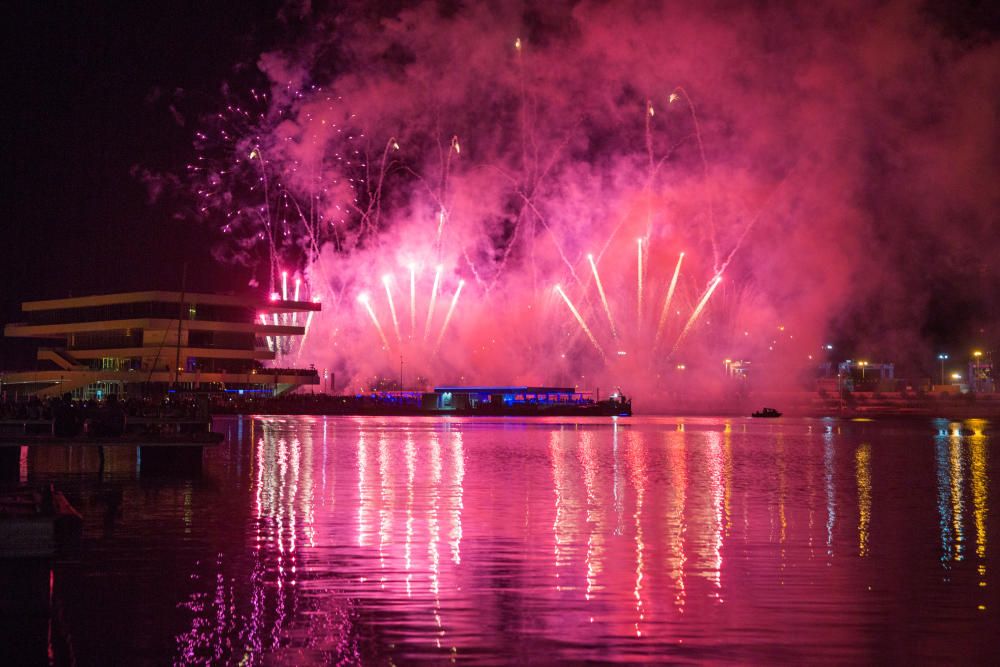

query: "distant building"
xmin=2 ymin=290 xmax=320 ymax=398
xmin=724 ymin=359 xmax=751 ymax=381
xmin=968 ymin=352 xmax=995 ymax=393
xmin=836 ymin=361 xmax=894 ymax=392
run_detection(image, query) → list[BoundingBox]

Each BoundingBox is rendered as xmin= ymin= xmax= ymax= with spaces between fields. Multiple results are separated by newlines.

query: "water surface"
xmin=18 ymin=416 xmax=999 ymax=664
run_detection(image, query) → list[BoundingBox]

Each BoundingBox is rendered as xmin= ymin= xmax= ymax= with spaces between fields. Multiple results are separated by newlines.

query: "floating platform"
xmin=215 ymin=386 xmax=633 ymax=417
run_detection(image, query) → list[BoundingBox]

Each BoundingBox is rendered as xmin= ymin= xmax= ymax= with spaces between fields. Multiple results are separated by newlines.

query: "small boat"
xmin=751 ymin=407 xmax=782 ymax=418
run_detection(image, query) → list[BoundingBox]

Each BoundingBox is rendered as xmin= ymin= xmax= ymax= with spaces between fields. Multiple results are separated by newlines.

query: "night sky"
xmin=2 ymin=2 xmax=282 ymax=365
xmin=1 ymin=1 xmax=997 ymax=379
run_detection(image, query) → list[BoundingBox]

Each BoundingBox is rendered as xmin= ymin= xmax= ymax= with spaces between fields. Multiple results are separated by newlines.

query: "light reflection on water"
xmin=24 ymin=416 xmax=999 ymax=664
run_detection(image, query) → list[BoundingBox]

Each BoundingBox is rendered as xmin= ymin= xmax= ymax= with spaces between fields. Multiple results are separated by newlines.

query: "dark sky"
xmin=1 ymin=1 xmax=283 ymax=365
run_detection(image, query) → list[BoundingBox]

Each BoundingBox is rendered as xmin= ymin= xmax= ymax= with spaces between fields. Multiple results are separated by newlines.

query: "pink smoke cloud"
xmin=174 ymin=0 xmax=998 ymax=398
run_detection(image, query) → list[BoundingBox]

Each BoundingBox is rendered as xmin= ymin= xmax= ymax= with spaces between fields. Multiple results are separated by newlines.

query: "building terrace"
xmin=2 ymin=290 xmax=320 ymax=399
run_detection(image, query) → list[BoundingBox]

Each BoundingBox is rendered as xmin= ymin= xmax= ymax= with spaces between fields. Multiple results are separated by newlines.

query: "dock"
xmin=0 ymin=418 xmax=223 ymax=478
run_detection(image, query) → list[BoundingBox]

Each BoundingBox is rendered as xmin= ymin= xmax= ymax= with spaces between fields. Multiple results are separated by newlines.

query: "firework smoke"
xmin=172 ymin=1 xmax=998 ymax=399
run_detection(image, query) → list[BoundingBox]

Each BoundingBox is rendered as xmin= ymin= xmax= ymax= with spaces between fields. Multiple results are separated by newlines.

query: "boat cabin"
xmin=431 ymin=386 xmax=590 ymax=411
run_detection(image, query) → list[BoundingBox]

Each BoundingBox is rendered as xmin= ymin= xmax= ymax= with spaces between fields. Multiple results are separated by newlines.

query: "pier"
xmin=0 ymin=418 xmax=221 ymax=479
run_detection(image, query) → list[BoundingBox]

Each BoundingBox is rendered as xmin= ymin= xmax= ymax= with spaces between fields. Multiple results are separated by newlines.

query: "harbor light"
xmin=937 ymin=353 xmax=949 ymax=385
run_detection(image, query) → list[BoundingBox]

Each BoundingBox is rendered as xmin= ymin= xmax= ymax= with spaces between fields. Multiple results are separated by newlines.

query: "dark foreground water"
xmin=9 ymin=416 xmax=999 ymax=665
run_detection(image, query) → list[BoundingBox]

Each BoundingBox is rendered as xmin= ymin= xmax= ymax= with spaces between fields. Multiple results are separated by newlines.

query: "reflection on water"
xmin=856 ymin=442 xmax=871 ymax=557
xmin=20 ymin=416 xmax=998 ymax=663
xmin=825 ymin=428 xmax=835 ymax=553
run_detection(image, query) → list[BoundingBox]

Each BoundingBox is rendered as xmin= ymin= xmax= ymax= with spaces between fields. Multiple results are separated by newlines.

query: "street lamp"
xmin=972 ymin=351 xmax=983 ymax=393
xmin=858 ymin=360 xmax=869 ymax=382
xmin=937 ymin=353 xmax=949 ymax=386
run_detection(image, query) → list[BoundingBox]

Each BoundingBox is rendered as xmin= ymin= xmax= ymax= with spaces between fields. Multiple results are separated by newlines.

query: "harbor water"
xmin=11 ymin=415 xmax=998 ymax=664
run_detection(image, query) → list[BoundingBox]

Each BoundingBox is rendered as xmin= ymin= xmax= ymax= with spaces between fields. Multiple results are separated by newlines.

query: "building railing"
xmin=254 ymin=367 xmax=319 ymax=377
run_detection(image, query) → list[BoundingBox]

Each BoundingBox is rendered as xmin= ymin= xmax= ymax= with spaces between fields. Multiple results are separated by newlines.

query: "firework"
xmin=358 ymin=293 xmax=391 ymax=350
xmin=424 ymin=265 xmax=443 ymax=341
xmin=383 ymin=275 xmax=402 ymax=344
xmin=259 ymin=314 xmax=274 ymax=352
xmin=296 ymin=295 xmax=321 ymax=362
xmin=189 ymin=88 xmax=366 ymax=294
xmin=555 ymin=285 xmax=605 ymax=359
xmin=653 ymin=252 xmax=685 ymax=350
xmin=433 ymin=281 xmax=465 ymax=354
xmin=188 ymin=73 xmax=765 ymax=391
xmin=587 ymin=253 xmax=618 ymax=339
xmin=636 ymin=238 xmax=644 ymax=334
xmin=409 ymin=264 xmax=417 ymax=338
xmin=670 ymin=275 xmax=723 ymax=357
xmin=292 ymin=277 xmax=301 ymax=324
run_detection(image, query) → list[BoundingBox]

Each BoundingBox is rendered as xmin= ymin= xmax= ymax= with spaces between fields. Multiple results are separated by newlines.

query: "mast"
xmin=173 ymin=263 xmax=188 ymax=388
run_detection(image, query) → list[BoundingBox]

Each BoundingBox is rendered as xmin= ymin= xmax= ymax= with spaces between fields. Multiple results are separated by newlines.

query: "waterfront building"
xmin=1 ymin=291 xmax=320 ymax=398
xmin=837 ymin=360 xmax=894 ymax=391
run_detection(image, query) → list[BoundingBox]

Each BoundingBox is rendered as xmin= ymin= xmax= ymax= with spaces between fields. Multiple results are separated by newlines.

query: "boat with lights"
xmin=215 ymin=385 xmax=633 ymax=417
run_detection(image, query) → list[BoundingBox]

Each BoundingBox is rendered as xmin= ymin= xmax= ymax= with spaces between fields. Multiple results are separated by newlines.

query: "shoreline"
xmin=210 ymin=391 xmax=1000 ymax=421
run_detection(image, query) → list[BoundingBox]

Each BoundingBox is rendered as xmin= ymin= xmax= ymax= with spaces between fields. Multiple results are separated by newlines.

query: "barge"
xmin=215 ymin=385 xmax=632 ymax=417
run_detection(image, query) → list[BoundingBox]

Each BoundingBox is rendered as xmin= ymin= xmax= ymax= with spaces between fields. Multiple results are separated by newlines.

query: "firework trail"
xmin=259 ymin=313 xmax=275 ymax=352
xmin=423 ymin=265 xmax=443 ymax=342
xmin=636 ymin=238 xmax=644 ymax=335
xmin=555 ymin=285 xmax=605 ymax=359
xmin=654 ymin=252 xmax=685 ymax=350
xmin=670 ymin=86 xmax=718 ymax=271
xmin=296 ymin=296 xmax=321 ymax=363
xmin=292 ymin=277 xmax=301 ymax=324
xmin=433 ymin=281 xmax=465 ymax=354
xmin=587 ymin=253 xmax=618 ymax=339
xmin=383 ymin=275 xmax=402 ymax=344
xmin=189 ymin=88 xmax=367 ymax=295
xmin=249 ymin=146 xmax=278 ymax=292
xmin=358 ymin=293 xmax=391 ymax=350
xmin=409 ymin=264 xmax=417 ymax=339
xmin=670 ymin=275 xmax=723 ymax=358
